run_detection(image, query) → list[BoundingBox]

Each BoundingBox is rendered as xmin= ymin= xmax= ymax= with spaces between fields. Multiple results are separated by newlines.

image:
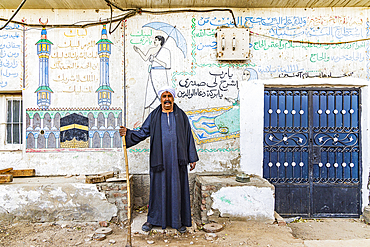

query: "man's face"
xmin=161 ymin=91 xmax=174 ymax=111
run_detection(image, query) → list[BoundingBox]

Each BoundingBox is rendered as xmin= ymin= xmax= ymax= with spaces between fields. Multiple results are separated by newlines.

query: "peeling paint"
xmin=230 ymin=154 xmax=241 ymax=169
xmin=0 ymin=181 xmax=117 ymax=222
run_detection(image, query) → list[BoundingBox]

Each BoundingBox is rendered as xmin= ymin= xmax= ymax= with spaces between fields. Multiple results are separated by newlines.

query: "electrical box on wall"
xmin=216 ymin=28 xmax=249 ymax=60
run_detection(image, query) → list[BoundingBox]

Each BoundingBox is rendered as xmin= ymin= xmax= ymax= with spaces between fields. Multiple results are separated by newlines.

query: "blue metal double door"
xmin=263 ymin=88 xmax=361 ymax=217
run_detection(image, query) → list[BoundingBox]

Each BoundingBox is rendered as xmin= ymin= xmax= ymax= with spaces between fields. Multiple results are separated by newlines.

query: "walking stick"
xmin=122 ymin=136 xmax=132 ymax=247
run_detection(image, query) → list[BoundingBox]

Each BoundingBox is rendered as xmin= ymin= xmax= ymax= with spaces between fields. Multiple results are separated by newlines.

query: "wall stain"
xmin=230 ymin=154 xmax=241 ymax=169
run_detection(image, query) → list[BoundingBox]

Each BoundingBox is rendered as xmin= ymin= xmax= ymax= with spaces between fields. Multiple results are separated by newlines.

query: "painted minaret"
xmin=35 ymin=21 xmax=53 ymax=110
xmin=96 ymin=24 xmax=114 ymax=110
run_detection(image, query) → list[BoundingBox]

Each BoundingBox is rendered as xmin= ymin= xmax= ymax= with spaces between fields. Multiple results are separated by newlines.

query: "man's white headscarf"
xmin=157 ymin=86 xmax=176 ymax=99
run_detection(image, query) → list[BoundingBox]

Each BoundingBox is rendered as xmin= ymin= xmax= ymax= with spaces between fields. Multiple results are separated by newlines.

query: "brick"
xmin=85 ymin=175 xmax=105 ymax=184
xmin=8 ymin=169 xmax=35 ymax=177
xmin=278 ymin=221 xmax=286 ymax=226
xmin=103 ymin=185 xmax=113 ymax=190
xmin=99 ymin=171 xmax=114 ymax=180
xmin=274 ymin=211 xmax=287 ymax=226
xmin=100 ymin=185 xmax=109 ymax=191
xmin=0 ymin=174 xmax=13 ymax=183
xmin=112 ymin=192 xmax=127 ymax=198
xmin=111 ymin=192 xmax=121 ymax=198
xmin=0 ymin=168 xmax=13 ymax=174
xmin=202 ymin=185 xmax=216 ymax=191
xmin=119 ymin=185 xmax=128 ymax=190
xmin=99 ymin=221 xmax=109 ymax=227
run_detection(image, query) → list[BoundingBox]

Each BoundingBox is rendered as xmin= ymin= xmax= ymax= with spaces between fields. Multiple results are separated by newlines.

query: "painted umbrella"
xmin=143 ymin=22 xmax=187 ymax=58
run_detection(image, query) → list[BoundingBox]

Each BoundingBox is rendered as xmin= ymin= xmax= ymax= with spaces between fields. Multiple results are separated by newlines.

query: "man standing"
xmin=119 ymin=86 xmax=198 ymax=233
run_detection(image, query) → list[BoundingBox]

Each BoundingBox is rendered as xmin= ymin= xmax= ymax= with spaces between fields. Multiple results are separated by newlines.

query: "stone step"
xmin=0 ymin=176 xmax=132 ymax=223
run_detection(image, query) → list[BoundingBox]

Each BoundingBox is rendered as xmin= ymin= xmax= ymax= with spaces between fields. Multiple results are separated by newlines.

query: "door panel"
xmin=312 ymin=184 xmax=360 ymax=217
xmin=263 ymin=88 xmax=361 ymax=217
xmin=274 ymin=184 xmax=309 ymax=217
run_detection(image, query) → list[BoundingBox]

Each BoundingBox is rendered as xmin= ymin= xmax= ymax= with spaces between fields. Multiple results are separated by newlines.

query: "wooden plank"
xmin=0 ymin=174 xmax=13 ymax=183
xmin=86 ymin=175 xmax=106 ymax=184
xmin=0 ymin=168 xmax=13 ymax=174
xmin=8 ymin=169 xmax=35 ymax=177
xmin=99 ymin=171 xmax=114 ymax=180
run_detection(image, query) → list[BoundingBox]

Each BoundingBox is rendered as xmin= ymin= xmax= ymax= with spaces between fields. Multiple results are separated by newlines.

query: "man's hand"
xmin=119 ymin=126 xmax=127 ymax=137
xmin=189 ymin=162 xmax=196 ymax=171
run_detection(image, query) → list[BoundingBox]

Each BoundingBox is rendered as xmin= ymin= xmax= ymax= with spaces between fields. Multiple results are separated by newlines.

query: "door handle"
xmin=312 ymin=146 xmax=321 ymax=164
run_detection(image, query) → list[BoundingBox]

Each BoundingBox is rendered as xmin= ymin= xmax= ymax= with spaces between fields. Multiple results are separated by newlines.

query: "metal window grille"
xmin=6 ymin=99 xmax=23 ymax=144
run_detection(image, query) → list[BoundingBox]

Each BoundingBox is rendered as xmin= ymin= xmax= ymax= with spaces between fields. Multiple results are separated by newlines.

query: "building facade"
xmin=0 ymin=7 xmax=369 ymax=217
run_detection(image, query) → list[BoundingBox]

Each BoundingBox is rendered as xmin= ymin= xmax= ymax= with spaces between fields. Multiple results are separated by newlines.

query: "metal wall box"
xmin=216 ymin=28 xmax=249 ymax=60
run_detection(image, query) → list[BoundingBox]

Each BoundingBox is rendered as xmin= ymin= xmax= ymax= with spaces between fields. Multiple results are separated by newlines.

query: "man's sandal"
xmin=177 ymin=226 xmax=186 ymax=233
xmin=142 ymin=222 xmax=153 ymax=232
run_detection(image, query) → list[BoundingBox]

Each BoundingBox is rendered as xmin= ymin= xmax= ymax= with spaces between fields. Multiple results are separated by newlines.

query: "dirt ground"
xmin=0 ymin=218 xmax=302 ymax=247
xmin=288 ymin=218 xmax=370 ymax=241
xmin=1 ymin=217 xmax=369 ymax=247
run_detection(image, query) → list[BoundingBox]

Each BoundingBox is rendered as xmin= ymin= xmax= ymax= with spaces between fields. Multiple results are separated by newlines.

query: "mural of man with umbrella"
xmin=132 ymin=22 xmax=187 ymax=120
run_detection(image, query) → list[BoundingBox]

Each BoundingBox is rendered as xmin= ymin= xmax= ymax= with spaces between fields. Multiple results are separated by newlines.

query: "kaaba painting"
xmin=60 ymin=113 xmax=89 ymax=148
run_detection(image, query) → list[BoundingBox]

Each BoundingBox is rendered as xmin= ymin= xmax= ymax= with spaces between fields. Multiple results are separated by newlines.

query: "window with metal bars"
xmin=6 ymin=98 xmax=23 ymax=144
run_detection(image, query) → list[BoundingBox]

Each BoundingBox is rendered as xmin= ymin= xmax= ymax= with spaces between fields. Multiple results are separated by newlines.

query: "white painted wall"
xmin=240 ymin=78 xmax=264 ymax=175
xmin=361 ymin=85 xmax=370 ymax=208
xmin=211 ymin=186 xmax=275 ymax=222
